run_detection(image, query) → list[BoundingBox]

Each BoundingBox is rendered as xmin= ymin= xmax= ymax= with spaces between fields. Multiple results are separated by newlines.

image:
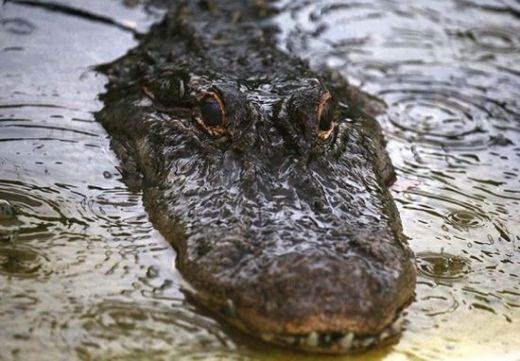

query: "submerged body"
xmin=97 ymin=1 xmax=416 ymax=353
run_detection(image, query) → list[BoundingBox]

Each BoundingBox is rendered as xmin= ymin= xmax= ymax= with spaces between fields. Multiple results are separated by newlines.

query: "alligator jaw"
xmin=193 ymin=292 xmax=409 ymax=354
xmin=186 ymin=249 xmax=416 ymax=354
xmin=254 ymin=313 xmax=406 ymax=353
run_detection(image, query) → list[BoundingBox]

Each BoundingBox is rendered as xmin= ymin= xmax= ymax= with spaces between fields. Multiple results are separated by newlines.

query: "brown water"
xmin=0 ymin=1 xmax=519 ymax=360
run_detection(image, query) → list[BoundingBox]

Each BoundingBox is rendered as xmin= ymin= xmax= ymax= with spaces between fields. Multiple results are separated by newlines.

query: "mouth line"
xmin=189 ymin=278 xmax=410 ymax=354
xmin=254 ymin=313 xmax=405 ymax=353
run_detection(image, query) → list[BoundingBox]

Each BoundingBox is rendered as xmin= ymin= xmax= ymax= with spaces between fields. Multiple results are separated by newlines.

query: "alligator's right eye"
xmin=200 ymin=94 xmax=224 ymax=127
xmin=195 ymin=91 xmax=226 ymax=136
xmin=142 ymin=72 xmax=186 ymax=107
xmin=316 ymin=91 xmax=335 ymax=140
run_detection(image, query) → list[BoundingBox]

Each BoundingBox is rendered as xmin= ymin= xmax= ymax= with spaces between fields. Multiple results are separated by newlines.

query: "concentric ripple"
xmin=444 ymin=209 xmax=487 ymax=230
xmin=0 ymin=244 xmax=50 ymax=278
xmin=0 ymin=199 xmax=16 ymax=220
xmin=373 ymin=65 xmax=517 ymax=150
xmin=465 ymin=26 xmax=520 ymax=54
xmin=0 ymin=181 xmax=75 ymax=239
xmin=77 ymin=299 xmax=240 ymax=360
xmin=382 ymin=91 xmax=487 ymax=148
xmin=0 ymin=17 xmax=36 ymax=35
xmin=416 ymin=252 xmax=472 ymax=281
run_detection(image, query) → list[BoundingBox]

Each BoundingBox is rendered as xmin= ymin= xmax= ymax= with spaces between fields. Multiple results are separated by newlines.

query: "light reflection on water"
xmin=0 ymin=0 xmax=519 ymax=360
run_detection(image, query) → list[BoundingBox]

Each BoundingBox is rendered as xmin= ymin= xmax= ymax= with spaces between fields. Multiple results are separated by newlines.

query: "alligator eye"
xmin=200 ymin=93 xmax=224 ymax=127
xmin=317 ymin=92 xmax=334 ymax=131
xmin=142 ymin=72 xmax=187 ymax=107
xmin=317 ymin=92 xmax=335 ymax=139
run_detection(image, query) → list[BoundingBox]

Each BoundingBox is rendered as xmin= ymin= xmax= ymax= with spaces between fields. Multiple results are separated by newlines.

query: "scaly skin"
xmin=97 ymin=0 xmax=416 ymax=353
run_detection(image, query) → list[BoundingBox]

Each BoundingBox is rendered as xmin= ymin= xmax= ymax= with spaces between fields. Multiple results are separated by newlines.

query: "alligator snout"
xmin=218 ymin=240 xmax=415 ymax=353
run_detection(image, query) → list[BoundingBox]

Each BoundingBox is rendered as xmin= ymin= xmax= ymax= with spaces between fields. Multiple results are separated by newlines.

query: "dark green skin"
xmin=97 ymin=0 xmax=416 ymax=354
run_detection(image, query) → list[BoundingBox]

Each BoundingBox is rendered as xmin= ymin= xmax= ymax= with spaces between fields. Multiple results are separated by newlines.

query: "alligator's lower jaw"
xmin=249 ymin=313 xmax=404 ymax=354
xmin=189 ymin=284 xmax=411 ymax=353
xmin=218 ymin=309 xmax=405 ymax=354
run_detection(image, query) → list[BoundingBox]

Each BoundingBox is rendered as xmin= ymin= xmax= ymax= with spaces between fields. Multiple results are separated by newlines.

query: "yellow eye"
xmin=200 ymin=92 xmax=224 ymax=127
xmin=317 ymin=92 xmax=335 ymax=139
xmin=195 ymin=91 xmax=226 ymax=136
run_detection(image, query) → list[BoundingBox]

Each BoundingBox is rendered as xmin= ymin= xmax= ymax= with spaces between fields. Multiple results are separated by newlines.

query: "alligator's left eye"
xmin=200 ymin=94 xmax=224 ymax=127
xmin=196 ymin=91 xmax=226 ymax=136
xmin=317 ymin=92 xmax=335 ymax=139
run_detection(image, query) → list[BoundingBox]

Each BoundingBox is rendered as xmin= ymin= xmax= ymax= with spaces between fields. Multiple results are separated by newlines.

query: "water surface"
xmin=0 ymin=0 xmax=519 ymax=360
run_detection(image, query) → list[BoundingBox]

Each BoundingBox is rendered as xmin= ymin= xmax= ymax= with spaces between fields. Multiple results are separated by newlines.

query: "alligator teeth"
xmin=223 ymin=299 xmax=235 ymax=317
xmin=339 ymin=332 xmax=354 ymax=349
xmin=361 ymin=337 xmax=375 ymax=348
xmin=306 ymin=331 xmax=319 ymax=347
xmin=391 ymin=315 xmax=404 ymax=333
xmin=178 ymin=80 xmax=185 ymax=98
xmin=380 ymin=330 xmax=391 ymax=340
xmin=258 ymin=312 xmax=406 ymax=351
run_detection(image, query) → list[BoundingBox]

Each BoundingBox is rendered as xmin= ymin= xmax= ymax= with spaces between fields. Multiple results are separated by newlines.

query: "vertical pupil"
xmin=200 ymin=97 xmax=223 ymax=127
xmin=319 ymin=102 xmax=334 ymax=131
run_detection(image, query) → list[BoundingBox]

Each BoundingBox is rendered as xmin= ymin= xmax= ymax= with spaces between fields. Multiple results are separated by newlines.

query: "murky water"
xmin=0 ymin=1 xmax=519 ymax=360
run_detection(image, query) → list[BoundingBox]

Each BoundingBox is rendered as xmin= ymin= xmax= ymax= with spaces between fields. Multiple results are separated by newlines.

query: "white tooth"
xmin=362 ymin=337 xmax=374 ymax=348
xmin=391 ymin=315 xmax=404 ymax=333
xmin=306 ymin=331 xmax=319 ymax=347
xmin=380 ymin=330 xmax=391 ymax=340
xmin=339 ymin=332 xmax=354 ymax=349
xmin=261 ymin=333 xmax=273 ymax=342
xmin=224 ymin=299 xmax=235 ymax=316
xmin=178 ymin=80 xmax=185 ymax=98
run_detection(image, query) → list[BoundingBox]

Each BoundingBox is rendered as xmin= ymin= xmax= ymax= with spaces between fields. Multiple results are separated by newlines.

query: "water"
xmin=0 ymin=1 xmax=519 ymax=360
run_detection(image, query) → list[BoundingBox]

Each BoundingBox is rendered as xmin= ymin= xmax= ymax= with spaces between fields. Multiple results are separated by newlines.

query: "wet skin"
xmin=97 ymin=1 xmax=416 ymax=353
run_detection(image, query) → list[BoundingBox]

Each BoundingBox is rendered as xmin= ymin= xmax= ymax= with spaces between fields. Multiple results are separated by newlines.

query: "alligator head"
xmin=97 ymin=2 xmax=416 ymax=353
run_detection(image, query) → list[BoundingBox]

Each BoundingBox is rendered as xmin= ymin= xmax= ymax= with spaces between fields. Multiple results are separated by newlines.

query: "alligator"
xmin=96 ymin=0 xmax=416 ymax=354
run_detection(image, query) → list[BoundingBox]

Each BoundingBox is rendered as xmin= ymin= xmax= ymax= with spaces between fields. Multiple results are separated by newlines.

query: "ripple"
xmin=0 ymin=181 xmax=70 ymax=236
xmin=0 ymin=199 xmax=16 ymax=220
xmin=379 ymin=85 xmax=493 ymax=149
xmin=444 ymin=209 xmax=487 ymax=230
xmin=415 ymin=280 xmax=460 ymax=317
xmin=417 ymin=252 xmax=472 ymax=281
xmin=0 ymin=199 xmax=19 ymax=242
xmin=0 ymin=17 xmax=36 ymax=35
xmin=85 ymin=188 xmax=147 ymax=229
xmin=2 ymin=291 xmax=40 ymax=309
xmin=79 ymin=299 xmax=237 ymax=358
xmin=388 ymin=94 xmax=483 ymax=140
xmin=86 ymin=189 xmax=140 ymax=219
xmin=466 ymin=27 xmax=520 ymax=53
xmin=0 ymin=244 xmax=50 ymax=278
